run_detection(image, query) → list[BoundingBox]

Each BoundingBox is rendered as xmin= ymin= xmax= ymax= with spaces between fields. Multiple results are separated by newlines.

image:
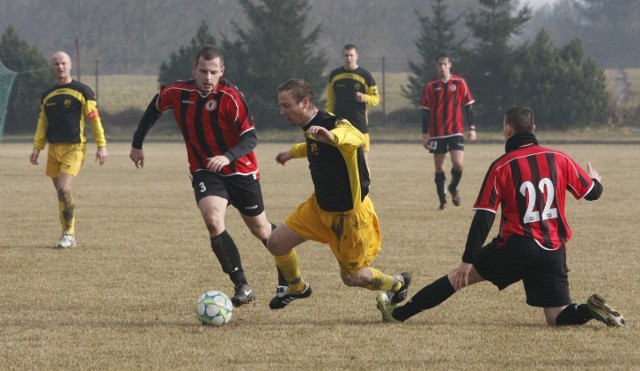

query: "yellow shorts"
xmin=46 ymin=143 xmax=87 ymax=178
xmin=285 ymin=194 xmax=381 ymax=272
xmin=362 ymin=133 xmax=370 ymax=152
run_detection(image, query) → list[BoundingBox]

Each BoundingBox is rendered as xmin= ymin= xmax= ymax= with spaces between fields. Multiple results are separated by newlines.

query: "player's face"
xmin=342 ymin=49 xmax=358 ymax=70
xmin=278 ymin=90 xmax=308 ymax=127
xmin=51 ymin=53 xmax=72 ymax=82
xmin=193 ymin=56 xmax=224 ymax=93
xmin=436 ymin=57 xmax=451 ymax=79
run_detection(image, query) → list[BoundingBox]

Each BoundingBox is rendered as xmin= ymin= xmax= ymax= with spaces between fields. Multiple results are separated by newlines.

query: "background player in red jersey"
xmin=420 ymin=52 xmax=476 ymax=210
xmin=129 ymin=46 xmax=278 ymax=307
xmin=377 ymin=106 xmax=625 ymax=327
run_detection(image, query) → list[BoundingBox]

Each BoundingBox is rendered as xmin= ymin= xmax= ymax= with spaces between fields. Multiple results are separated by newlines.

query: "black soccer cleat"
xmin=269 ymin=283 xmax=312 ymax=309
xmin=387 ymin=272 xmax=412 ymax=305
xmin=231 ymin=283 xmax=256 ymax=307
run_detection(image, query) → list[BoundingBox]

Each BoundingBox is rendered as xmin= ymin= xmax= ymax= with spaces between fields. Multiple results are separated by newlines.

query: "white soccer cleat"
xmin=56 ymin=232 xmax=76 ymax=248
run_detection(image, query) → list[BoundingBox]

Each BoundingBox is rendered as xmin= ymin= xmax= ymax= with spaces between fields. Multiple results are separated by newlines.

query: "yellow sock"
xmin=365 ymin=267 xmax=397 ymax=291
xmin=273 ymin=249 xmax=306 ymax=293
xmin=59 ymin=200 xmax=75 ymax=234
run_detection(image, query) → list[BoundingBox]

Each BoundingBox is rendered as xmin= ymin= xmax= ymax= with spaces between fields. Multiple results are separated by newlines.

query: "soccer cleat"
xmin=269 ymin=283 xmax=312 ymax=309
xmin=387 ymin=272 xmax=412 ymax=305
xmin=587 ymin=294 xmax=625 ymax=327
xmin=439 ymin=204 xmax=448 ymax=211
xmin=376 ymin=292 xmax=399 ymax=323
xmin=231 ymin=283 xmax=255 ymax=307
xmin=448 ymin=185 xmax=461 ymax=207
xmin=56 ymin=232 xmax=76 ymax=248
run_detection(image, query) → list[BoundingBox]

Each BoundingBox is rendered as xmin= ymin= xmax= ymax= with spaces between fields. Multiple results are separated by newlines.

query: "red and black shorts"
xmin=191 ymin=170 xmax=265 ymax=217
xmin=473 ymin=235 xmax=571 ymax=308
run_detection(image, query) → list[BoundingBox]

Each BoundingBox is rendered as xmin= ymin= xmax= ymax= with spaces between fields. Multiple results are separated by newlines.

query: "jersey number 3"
xmin=519 ymin=178 xmax=558 ymax=224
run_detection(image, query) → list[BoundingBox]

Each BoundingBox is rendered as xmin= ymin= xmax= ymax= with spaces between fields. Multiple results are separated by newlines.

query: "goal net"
xmin=0 ymin=59 xmax=18 ymax=143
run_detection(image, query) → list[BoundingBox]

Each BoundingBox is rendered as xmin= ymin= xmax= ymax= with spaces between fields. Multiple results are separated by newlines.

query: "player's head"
xmin=504 ymin=106 xmax=536 ymax=137
xmin=277 ymin=79 xmax=316 ymax=126
xmin=434 ymin=52 xmax=452 ymax=80
xmin=50 ymin=51 xmax=72 ymax=84
xmin=192 ymin=46 xmax=225 ymax=93
xmin=342 ymin=44 xmax=359 ymax=70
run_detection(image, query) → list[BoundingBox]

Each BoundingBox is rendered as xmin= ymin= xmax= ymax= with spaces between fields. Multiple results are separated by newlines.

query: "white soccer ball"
xmin=194 ymin=290 xmax=234 ymax=327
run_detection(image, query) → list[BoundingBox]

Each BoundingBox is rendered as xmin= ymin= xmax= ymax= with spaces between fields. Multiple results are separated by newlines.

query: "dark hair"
xmin=343 ymin=44 xmax=357 ymax=52
xmin=434 ymin=52 xmax=450 ymax=63
xmin=277 ymin=79 xmax=315 ymax=106
xmin=195 ymin=46 xmax=224 ymax=65
xmin=505 ymin=106 xmax=535 ymax=133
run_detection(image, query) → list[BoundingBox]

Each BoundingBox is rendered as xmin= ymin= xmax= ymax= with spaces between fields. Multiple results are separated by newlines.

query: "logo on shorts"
xmin=205 ymin=99 xmax=217 ymax=111
xmin=244 ymin=205 xmax=258 ymax=210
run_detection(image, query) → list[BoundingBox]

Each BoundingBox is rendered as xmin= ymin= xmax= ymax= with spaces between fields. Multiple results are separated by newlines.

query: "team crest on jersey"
xmin=449 ymin=85 xmax=457 ymax=92
xmin=310 ymin=143 xmax=319 ymax=155
xmin=64 ymin=99 xmax=72 ymax=107
xmin=354 ymin=83 xmax=363 ymax=92
xmin=205 ymin=99 xmax=217 ymax=111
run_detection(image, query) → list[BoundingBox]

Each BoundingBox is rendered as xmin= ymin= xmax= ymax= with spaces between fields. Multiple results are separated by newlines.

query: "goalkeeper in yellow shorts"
xmin=266 ymin=79 xmax=410 ymax=310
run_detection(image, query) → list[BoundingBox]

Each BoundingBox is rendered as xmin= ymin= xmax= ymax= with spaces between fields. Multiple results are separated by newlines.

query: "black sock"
xmin=450 ymin=168 xmax=462 ymax=191
xmin=555 ymin=304 xmax=593 ymax=325
xmin=211 ymin=230 xmax=246 ymax=286
xmin=435 ymin=172 xmax=446 ymax=205
xmin=393 ymin=275 xmax=455 ymax=322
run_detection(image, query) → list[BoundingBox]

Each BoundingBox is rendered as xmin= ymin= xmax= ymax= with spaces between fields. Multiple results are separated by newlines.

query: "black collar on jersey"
xmin=505 ymin=132 xmax=538 ymax=153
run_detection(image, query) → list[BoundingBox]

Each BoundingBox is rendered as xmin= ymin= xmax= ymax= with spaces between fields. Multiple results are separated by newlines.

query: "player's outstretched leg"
xmin=387 ymin=272 xmax=412 ymax=305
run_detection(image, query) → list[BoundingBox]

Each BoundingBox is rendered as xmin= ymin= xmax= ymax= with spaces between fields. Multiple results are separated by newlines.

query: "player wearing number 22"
xmin=377 ymin=106 xmax=625 ymax=327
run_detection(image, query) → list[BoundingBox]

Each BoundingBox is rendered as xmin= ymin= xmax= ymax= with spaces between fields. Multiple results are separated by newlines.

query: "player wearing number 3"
xmin=377 ymin=106 xmax=625 ymax=327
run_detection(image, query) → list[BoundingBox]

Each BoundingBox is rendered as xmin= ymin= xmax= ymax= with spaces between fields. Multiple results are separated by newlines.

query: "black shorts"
xmin=427 ymin=135 xmax=464 ymax=154
xmin=191 ymin=171 xmax=265 ymax=217
xmin=473 ymin=235 xmax=571 ymax=307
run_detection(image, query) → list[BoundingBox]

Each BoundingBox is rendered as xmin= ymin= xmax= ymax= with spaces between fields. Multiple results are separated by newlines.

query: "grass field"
xmin=1 ymin=141 xmax=638 ymax=369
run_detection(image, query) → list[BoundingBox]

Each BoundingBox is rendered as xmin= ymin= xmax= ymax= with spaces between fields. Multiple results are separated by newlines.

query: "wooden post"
xmin=75 ymin=37 xmax=81 ymax=82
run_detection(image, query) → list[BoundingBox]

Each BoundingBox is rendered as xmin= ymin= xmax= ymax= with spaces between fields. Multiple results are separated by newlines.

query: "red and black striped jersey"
xmin=156 ymin=78 xmax=259 ymax=177
xmin=473 ymin=143 xmax=594 ymax=250
xmin=420 ymin=74 xmax=474 ymax=138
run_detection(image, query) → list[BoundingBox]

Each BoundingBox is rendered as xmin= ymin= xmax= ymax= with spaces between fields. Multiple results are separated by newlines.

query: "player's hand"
xmin=422 ymin=133 xmax=430 ymax=150
xmin=306 ymin=125 xmax=334 ymax=144
xmin=95 ymin=147 xmax=108 ymax=165
xmin=130 ymin=147 xmax=144 ymax=169
xmin=275 ymin=151 xmax=292 ymax=165
xmin=468 ymin=129 xmax=477 ymax=143
xmin=587 ymin=162 xmax=601 ymax=182
xmin=355 ymin=92 xmax=365 ymax=103
xmin=452 ymin=262 xmax=473 ymax=291
xmin=29 ymin=149 xmax=40 ymax=165
xmin=206 ymin=155 xmax=230 ymax=172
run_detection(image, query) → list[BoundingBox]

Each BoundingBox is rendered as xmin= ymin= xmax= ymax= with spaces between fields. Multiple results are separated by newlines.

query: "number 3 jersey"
xmin=473 ymin=133 xmax=594 ymax=250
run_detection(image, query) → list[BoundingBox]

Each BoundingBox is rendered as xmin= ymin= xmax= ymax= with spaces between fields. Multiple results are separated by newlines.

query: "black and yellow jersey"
xmin=326 ymin=66 xmax=380 ymax=133
xmin=289 ymin=110 xmax=370 ymax=212
xmin=33 ymin=80 xmax=106 ymax=149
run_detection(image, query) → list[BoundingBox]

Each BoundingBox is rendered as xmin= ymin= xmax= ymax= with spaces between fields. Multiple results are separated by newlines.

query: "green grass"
xmin=1 ymin=142 xmax=638 ymax=369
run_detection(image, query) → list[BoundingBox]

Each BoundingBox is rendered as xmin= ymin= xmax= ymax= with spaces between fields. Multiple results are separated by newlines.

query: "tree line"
xmin=1 ymin=0 xmax=637 ymax=135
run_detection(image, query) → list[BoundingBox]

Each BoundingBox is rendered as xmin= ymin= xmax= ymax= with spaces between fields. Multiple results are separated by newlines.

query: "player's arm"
xmin=223 ymin=129 xmax=257 ymax=163
xmin=329 ymin=120 xmax=364 ymax=151
xmin=131 ymin=94 xmax=162 ymax=150
xmin=85 ymin=99 xmax=108 ymax=165
xmin=421 ymin=108 xmax=431 ymax=149
xmin=325 ymin=80 xmax=336 ymax=113
xmin=461 ymin=210 xmax=495 ymax=264
xmin=464 ymin=104 xmax=477 ymax=142
xmin=363 ymin=85 xmax=381 ymax=107
xmin=30 ymin=104 xmax=48 ymax=165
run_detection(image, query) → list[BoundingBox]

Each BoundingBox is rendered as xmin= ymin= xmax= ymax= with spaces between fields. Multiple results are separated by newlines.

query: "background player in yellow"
xmin=267 ymin=79 xmax=408 ymax=310
xmin=29 ymin=51 xmax=108 ymax=248
xmin=326 ymin=44 xmax=380 ymax=168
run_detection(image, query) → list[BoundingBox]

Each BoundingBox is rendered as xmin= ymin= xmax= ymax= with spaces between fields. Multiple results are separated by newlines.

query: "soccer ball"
xmin=194 ymin=290 xmax=234 ymax=327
